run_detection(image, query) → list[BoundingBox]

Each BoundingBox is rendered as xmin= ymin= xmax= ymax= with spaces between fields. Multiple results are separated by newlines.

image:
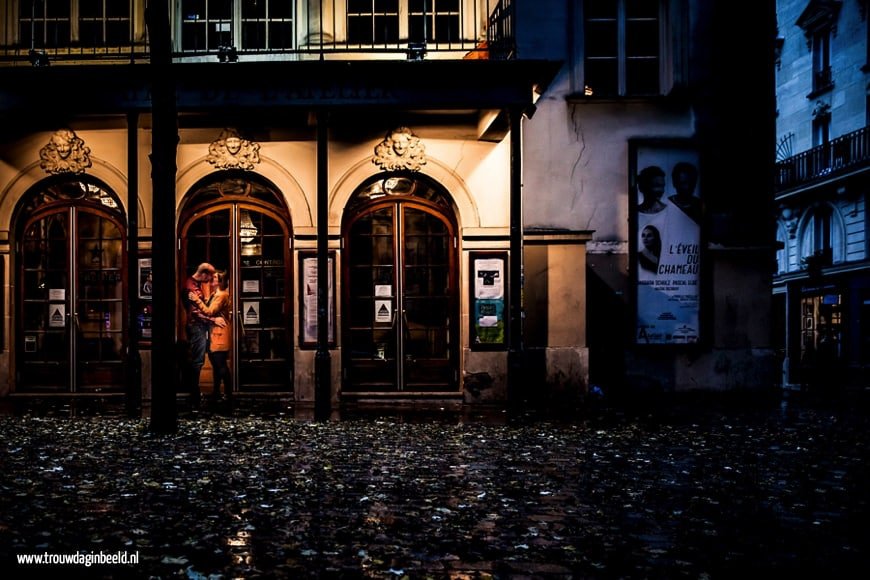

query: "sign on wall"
xmin=299 ymin=252 xmax=335 ymax=347
xmin=631 ymin=140 xmax=702 ymax=345
xmin=470 ymin=252 xmax=508 ymax=350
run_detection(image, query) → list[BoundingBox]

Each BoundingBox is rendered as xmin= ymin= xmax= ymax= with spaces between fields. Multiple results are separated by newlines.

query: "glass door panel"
xmin=402 ymin=207 xmax=453 ymax=390
xmin=238 ymin=209 xmax=292 ymax=391
xmin=76 ymin=212 xmax=125 ymax=389
xmin=19 ymin=212 xmax=71 ymax=390
xmin=346 ymin=206 xmax=397 ymax=391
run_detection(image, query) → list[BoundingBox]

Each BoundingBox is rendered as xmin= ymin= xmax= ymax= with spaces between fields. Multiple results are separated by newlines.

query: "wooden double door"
xmin=180 ymin=200 xmax=293 ymax=393
xmin=344 ymin=199 xmax=458 ymax=393
xmin=17 ymin=183 xmax=127 ymax=392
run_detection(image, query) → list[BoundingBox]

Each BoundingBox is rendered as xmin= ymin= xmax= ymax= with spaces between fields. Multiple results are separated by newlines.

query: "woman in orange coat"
xmin=189 ymin=270 xmax=232 ymax=401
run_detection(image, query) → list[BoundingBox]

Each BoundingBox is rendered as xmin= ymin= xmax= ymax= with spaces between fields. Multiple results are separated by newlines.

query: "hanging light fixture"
xmin=239 ymin=209 xmax=257 ymax=243
xmin=239 ymin=209 xmax=261 ymax=256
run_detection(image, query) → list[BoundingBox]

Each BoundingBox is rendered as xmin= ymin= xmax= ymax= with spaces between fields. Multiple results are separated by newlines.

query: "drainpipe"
xmin=508 ymin=107 xmax=524 ymax=405
xmin=314 ymin=110 xmax=332 ymax=421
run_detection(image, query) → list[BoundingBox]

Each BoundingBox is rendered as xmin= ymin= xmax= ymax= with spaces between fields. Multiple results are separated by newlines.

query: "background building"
xmin=523 ymin=0 xmax=778 ymax=399
xmin=774 ymin=0 xmax=870 ymax=392
xmin=0 ymin=1 xmax=777 ymax=414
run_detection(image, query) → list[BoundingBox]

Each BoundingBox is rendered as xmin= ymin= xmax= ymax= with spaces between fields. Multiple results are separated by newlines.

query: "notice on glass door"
xmin=375 ymin=300 xmax=392 ymax=324
xmin=49 ymin=304 xmax=66 ymax=328
xmin=243 ymin=301 xmax=260 ymax=325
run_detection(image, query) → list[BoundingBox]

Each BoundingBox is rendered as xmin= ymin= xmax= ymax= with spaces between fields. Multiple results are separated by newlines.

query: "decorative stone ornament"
xmin=39 ymin=129 xmax=92 ymax=175
xmin=779 ymin=204 xmax=798 ymax=239
xmin=372 ymin=126 xmax=426 ymax=172
xmin=207 ymin=128 xmax=261 ymax=170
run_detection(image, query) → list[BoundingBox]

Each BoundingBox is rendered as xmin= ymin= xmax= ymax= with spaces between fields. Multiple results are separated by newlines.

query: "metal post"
xmin=148 ymin=0 xmax=179 ymax=433
xmin=314 ymin=110 xmax=332 ymax=421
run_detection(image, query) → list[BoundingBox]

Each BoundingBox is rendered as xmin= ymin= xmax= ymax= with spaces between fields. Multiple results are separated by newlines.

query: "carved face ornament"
xmin=226 ymin=136 xmax=242 ymax=155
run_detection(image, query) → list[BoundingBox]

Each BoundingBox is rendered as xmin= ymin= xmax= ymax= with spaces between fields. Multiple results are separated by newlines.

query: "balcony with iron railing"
xmin=774 ymin=126 xmax=870 ymax=194
xmin=0 ymin=0 xmax=515 ymax=66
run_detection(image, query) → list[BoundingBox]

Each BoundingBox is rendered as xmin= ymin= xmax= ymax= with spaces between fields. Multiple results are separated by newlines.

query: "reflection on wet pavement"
xmin=0 ymin=390 xmax=868 ymax=577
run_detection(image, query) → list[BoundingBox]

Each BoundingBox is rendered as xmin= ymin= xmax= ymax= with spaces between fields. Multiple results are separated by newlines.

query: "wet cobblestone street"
xmin=1 ymin=392 xmax=868 ymax=578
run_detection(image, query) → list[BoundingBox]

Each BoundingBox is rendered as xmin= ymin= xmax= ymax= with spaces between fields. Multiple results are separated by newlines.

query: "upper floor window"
xmin=811 ymin=29 xmax=832 ymax=93
xmin=346 ymin=0 xmax=461 ymax=46
xmin=173 ymin=1 xmax=465 ymax=54
xmin=347 ymin=0 xmax=400 ymax=44
xmin=18 ymin=0 xmax=131 ymax=48
xmin=583 ymin=0 xmax=662 ymax=97
xmin=797 ymin=0 xmax=841 ymax=96
xmin=812 ymin=107 xmax=830 ymax=148
xmin=799 ymin=203 xmax=844 ymax=267
xmin=179 ymin=0 xmax=294 ymax=52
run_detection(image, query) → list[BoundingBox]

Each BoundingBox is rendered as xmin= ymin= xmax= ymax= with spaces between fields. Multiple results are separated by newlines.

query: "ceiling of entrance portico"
xmin=176 ymin=110 xmax=496 ymax=142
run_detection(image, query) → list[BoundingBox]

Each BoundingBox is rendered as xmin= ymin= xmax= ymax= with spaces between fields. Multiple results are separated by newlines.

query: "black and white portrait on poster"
xmin=633 ymin=142 xmax=701 ymax=344
xmin=138 ymin=258 xmax=152 ymax=299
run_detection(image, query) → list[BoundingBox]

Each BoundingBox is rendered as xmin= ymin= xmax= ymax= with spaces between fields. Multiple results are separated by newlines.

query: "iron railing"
xmin=775 ymin=126 xmax=870 ymax=192
xmin=0 ymin=0 xmax=515 ymax=65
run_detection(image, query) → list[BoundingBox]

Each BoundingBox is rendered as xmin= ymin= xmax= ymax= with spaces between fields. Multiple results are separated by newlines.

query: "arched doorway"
xmin=179 ymin=173 xmax=293 ymax=394
xmin=342 ymin=175 xmax=459 ymax=393
xmin=14 ymin=178 xmax=127 ymax=392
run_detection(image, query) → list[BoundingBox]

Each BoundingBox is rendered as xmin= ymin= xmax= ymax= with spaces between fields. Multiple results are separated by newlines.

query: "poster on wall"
xmin=300 ymin=253 xmax=335 ymax=346
xmin=470 ymin=252 xmax=508 ymax=349
xmin=632 ymin=141 xmax=701 ymax=345
xmin=138 ymin=258 xmax=153 ymax=299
